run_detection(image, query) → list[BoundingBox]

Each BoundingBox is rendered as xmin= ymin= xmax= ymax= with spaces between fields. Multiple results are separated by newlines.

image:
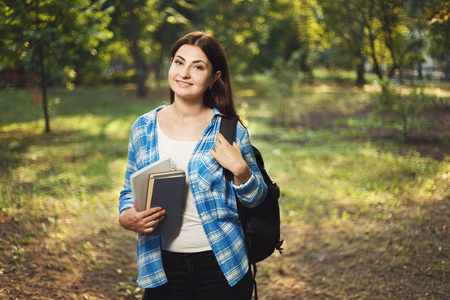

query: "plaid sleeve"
xmin=118 ymin=106 xmax=168 ymax=289
xmin=232 ymin=121 xmax=267 ymax=208
xmin=118 ymin=122 xmax=139 ymax=214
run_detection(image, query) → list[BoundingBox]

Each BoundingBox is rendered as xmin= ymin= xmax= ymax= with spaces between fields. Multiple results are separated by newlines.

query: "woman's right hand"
xmin=119 ymin=206 xmax=166 ymax=234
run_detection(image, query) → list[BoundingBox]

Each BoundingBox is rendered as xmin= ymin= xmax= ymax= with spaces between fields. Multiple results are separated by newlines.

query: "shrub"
xmin=370 ymin=81 xmax=445 ymax=140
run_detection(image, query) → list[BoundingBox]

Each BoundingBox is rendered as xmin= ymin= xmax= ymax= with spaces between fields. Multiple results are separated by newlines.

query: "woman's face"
xmin=169 ymin=44 xmax=221 ymax=103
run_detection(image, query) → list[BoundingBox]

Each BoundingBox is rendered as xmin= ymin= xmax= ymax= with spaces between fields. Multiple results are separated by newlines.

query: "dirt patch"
xmin=257 ymin=199 xmax=449 ymax=299
xmin=0 ymin=214 xmax=141 ymax=299
xmin=2 ymin=195 xmax=448 ymax=299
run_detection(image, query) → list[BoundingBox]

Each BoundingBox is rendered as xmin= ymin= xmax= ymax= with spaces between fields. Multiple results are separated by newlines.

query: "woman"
xmin=118 ymin=31 xmax=267 ymax=300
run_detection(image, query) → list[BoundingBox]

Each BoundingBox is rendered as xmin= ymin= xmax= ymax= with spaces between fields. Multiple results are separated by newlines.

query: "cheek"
xmin=168 ymin=65 xmax=176 ymax=79
xmin=168 ymin=67 xmax=177 ymax=88
xmin=200 ymin=72 xmax=214 ymax=85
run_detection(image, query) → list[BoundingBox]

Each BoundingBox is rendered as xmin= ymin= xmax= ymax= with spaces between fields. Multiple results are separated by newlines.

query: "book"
xmin=146 ymin=170 xmax=186 ymax=235
xmin=131 ymin=157 xmax=176 ymax=212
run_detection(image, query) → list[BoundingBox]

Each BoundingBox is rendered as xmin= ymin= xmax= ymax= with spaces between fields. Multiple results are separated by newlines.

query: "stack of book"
xmin=131 ymin=158 xmax=185 ymax=235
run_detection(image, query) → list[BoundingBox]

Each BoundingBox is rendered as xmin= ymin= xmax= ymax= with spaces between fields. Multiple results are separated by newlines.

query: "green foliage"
xmin=0 ymin=0 xmax=114 ymax=131
xmin=370 ymin=81 xmax=446 ymax=139
xmin=428 ymin=17 xmax=450 ymax=78
xmin=268 ymin=52 xmax=306 ymax=126
xmin=0 ymin=0 xmax=114 ymax=70
xmin=200 ymin=0 xmax=271 ymax=74
xmin=1 ymin=0 xmax=449 ymax=92
xmin=317 ymin=0 xmax=365 ymax=65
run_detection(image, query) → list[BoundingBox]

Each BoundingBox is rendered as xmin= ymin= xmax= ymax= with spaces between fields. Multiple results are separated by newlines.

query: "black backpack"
xmin=220 ymin=116 xmax=283 ymax=299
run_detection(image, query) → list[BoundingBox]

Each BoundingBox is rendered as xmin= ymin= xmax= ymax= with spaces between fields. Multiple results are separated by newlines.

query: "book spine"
xmin=146 ymin=179 xmax=155 ymax=211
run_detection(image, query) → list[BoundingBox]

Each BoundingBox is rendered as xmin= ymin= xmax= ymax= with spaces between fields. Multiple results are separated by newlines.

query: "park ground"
xmin=0 ymin=77 xmax=449 ymax=299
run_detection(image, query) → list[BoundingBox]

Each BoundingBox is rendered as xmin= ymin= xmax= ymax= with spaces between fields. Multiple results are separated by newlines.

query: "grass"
xmin=0 ymin=75 xmax=449 ymax=299
xmin=235 ymin=78 xmax=448 ymax=224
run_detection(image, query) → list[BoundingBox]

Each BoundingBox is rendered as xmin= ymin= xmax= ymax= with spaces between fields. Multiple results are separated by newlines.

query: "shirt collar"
xmin=145 ymin=105 xmax=224 ymax=124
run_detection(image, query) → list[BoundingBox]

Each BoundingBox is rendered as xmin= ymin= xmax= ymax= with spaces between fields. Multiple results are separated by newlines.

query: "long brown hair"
xmin=169 ymin=31 xmax=238 ymax=118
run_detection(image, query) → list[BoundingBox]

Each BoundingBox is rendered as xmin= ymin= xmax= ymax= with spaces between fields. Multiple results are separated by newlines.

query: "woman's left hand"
xmin=210 ymin=133 xmax=251 ymax=185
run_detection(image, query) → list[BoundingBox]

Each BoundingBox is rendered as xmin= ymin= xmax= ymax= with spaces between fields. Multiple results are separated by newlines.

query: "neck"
xmin=172 ymin=96 xmax=208 ymax=116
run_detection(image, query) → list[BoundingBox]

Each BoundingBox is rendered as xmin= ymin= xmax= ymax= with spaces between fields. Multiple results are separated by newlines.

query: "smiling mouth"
xmin=176 ymin=80 xmax=193 ymax=87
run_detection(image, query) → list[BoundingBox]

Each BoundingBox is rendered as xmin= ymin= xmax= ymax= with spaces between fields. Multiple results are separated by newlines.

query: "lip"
xmin=176 ymin=80 xmax=193 ymax=87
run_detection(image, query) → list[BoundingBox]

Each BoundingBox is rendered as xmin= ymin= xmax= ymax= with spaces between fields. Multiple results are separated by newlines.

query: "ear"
xmin=213 ymin=71 xmax=221 ymax=84
xmin=215 ymin=71 xmax=222 ymax=81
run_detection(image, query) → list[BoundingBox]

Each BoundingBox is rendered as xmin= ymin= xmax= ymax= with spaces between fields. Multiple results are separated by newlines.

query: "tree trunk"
xmin=356 ymin=51 xmax=366 ymax=87
xmin=445 ymin=52 xmax=450 ymax=80
xmin=367 ymin=30 xmax=383 ymax=80
xmin=300 ymin=49 xmax=314 ymax=84
xmin=365 ymin=0 xmax=383 ymax=80
xmin=356 ymin=62 xmax=366 ymax=86
xmin=39 ymin=52 xmax=50 ymax=133
xmin=417 ymin=63 xmax=423 ymax=80
xmin=386 ymin=41 xmax=399 ymax=81
xmin=127 ymin=0 xmax=147 ymax=97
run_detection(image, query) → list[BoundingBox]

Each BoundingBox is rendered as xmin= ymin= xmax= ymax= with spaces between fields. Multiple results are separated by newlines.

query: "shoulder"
xmin=131 ymin=105 xmax=166 ymax=132
xmin=129 ymin=105 xmax=166 ymax=143
xmin=236 ymin=119 xmax=249 ymax=139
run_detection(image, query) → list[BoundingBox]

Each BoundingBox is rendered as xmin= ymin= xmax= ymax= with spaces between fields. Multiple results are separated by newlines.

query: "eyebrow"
xmin=175 ymin=55 xmax=207 ymax=65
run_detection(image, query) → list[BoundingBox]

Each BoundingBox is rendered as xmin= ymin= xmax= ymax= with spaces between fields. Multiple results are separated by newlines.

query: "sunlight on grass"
xmin=0 ymin=120 xmax=45 ymax=134
xmin=2 ymin=83 xmax=448 ymax=226
xmin=262 ymin=136 xmax=448 ymax=219
xmin=0 ymin=89 xmax=139 ymax=225
xmin=1 ymin=80 xmax=449 ymax=298
xmin=249 ymin=100 xmax=449 ymax=226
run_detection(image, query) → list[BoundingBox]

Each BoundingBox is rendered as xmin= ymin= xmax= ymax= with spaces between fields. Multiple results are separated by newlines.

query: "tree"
xmin=105 ymin=0 xmax=153 ymax=95
xmin=362 ymin=0 xmax=385 ymax=80
xmin=200 ymin=0 xmax=270 ymax=75
xmin=318 ymin=0 xmax=368 ymax=86
xmin=148 ymin=0 xmax=271 ymax=76
xmin=149 ymin=0 xmax=198 ymax=85
xmin=0 ymin=0 xmax=113 ymax=132
xmin=251 ymin=0 xmax=325 ymax=82
xmin=428 ymin=19 xmax=450 ymax=79
xmin=320 ymin=0 xmax=431 ymax=84
xmin=418 ymin=0 xmax=450 ymax=79
xmin=127 ymin=0 xmax=147 ymax=97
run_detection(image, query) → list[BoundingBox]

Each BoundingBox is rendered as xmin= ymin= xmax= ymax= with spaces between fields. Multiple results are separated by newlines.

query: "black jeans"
xmin=142 ymin=250 xmax=253 ymax=300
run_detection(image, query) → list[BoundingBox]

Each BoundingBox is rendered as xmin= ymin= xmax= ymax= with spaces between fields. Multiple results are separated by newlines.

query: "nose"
xmin=179 ymin=66 xmax=190 ymax=79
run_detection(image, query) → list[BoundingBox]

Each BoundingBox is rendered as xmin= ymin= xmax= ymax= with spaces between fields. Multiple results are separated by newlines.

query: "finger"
xmin=143 ymin=209 xmax=165 ymax=222
xmin=216 ymin=133 xmax=230 ymax=145
xmin=145 ymin=214 xmax=165 ymax=228
xmin=148 ymin=206 xmax=163 ymax=214
xmin=141 ymin=206 xmax=162 ymax=217
xmin=143 ymin=214 xmax=165 ymax=233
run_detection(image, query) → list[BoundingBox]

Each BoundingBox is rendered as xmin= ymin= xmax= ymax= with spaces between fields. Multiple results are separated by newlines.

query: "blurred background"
xmin=0 ymin=0 xmax=449 ymax=299
xmin=1 ymin=0 xmax=449 ymax=101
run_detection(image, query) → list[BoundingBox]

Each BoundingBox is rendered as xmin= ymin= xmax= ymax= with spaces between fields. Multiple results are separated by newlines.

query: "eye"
xmin=194 ymin=65 xmax=204 ymax=71
xmin=173 ymin=59 xmax=183 ymax=66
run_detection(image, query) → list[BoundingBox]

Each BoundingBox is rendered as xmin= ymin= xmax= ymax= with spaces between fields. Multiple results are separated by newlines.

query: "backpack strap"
xmin=219 ymin=115 xmax=259 ymax=300
xmin=219 ymin=116 xmax=238 ymax=182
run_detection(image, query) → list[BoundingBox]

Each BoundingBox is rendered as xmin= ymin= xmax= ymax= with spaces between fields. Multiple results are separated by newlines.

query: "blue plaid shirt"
xmin=119 ymin=105 xmax=267 ymax=288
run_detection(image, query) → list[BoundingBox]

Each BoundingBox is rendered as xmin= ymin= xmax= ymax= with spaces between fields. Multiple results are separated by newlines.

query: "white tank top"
xmin=157 ymin=121 xmax=211 ymax=252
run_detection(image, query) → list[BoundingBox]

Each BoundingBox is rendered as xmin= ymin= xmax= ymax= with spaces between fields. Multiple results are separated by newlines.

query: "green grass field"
xmin=1 ymin=77 xmax=449 ymax=299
